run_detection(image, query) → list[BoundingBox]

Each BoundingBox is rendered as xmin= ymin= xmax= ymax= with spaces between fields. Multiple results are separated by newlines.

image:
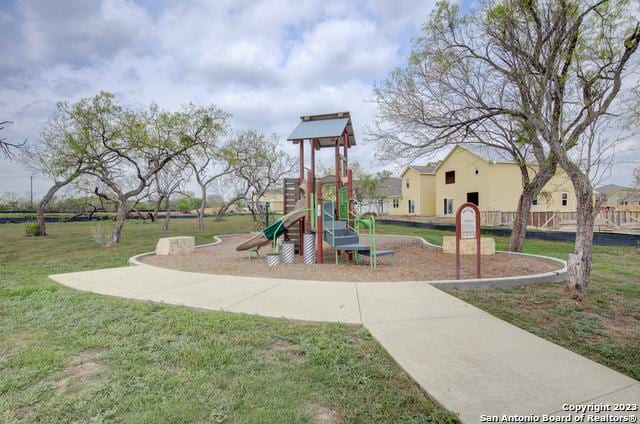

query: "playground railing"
xmin=322 ymin=200 xmax=336 ymax=251
xmin=351 ymin=206 xmax=377 ymax=269
xmin=347 ymin=199 xmax=359 ymax=236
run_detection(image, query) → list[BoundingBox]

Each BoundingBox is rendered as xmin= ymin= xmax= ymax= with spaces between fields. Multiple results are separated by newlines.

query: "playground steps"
xmin=322 ymin=201 xmax=395 ymax=265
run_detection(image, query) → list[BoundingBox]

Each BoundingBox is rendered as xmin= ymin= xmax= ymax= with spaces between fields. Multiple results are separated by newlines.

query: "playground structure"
xmin=236 ymin=112 xmax=394 ymax=268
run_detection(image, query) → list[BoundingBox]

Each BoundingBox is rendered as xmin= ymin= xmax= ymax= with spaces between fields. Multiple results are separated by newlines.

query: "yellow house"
xmin=389 ymin=163 xmax=439 ymax=216
xmin=434 ymin=145 xmax=575 ymax=215
xmin=257 ymin=190 xmax=284 ymax=214
xmin=390 ymin=145 xmax=577 ymax=217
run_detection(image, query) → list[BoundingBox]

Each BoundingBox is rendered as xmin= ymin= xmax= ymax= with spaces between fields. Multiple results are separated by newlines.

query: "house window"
xmin=445 ymin=171 xmax=455 ymax=184
xmin=532 ymin=197 xmax=538 ymax=206
xmin=405 ymin=178 xmax=410 ymax=188
xmin=378 ymin=199 xmax=384 ymax=211
xmin=443 ymin=198 xmax=454 ymax=215
xmin=392 ymin=198 xmax=399 ymax=208
xmin=408 ymin=200 xmax=416 ymax=214
xmin=474 ymin=166 xmax=479 ymax=175
xmin=562 ymin=193 xmax=568 ymax=207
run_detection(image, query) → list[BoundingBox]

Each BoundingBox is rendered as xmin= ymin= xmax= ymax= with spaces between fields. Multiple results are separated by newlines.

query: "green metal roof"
xmin=287 ymin=112 xmax=356 ymax=148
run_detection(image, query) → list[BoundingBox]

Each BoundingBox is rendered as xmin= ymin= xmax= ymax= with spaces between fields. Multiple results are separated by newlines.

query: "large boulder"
xmin=155 ymin=236 xmax=195 ymax=256
xmin=442 ymin=236 xmax=495 ymax=255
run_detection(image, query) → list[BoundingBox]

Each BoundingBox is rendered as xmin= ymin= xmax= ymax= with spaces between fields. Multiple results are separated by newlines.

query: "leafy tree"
xmin=21 ymin=106 xmax=102 ymax=235
xmin=86 ymin=98 xmax=227 ymax=245
xmin=351 ymin=162 xmax=394 ymax=215
xmin=22 ymin=92 xmax=228 ymax=245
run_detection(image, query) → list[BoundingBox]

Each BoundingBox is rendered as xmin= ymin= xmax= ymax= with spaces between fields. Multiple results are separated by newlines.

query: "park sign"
xmin=460 ymin=206 xmax=477 ymax=239
xmin=455 ymin=202 xmax=481 ymax=280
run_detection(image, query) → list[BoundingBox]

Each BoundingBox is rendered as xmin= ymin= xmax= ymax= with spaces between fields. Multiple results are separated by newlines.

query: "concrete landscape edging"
xmin=128 ymin=232 xmax=567 ymax=289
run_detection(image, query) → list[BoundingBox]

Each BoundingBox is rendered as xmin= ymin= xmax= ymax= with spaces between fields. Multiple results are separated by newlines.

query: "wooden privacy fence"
xmin=480 ymin=210 xmax=640 ymax=231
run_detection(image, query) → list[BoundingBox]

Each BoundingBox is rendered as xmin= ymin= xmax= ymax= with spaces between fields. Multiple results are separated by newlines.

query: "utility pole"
xmin=30 ymin=175 xmax=34 ymax=210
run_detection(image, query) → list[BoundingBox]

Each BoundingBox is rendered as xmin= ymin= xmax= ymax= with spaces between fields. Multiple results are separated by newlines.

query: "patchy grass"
xmin=378 ymin=223 xmax=640 ymax=380
xmin=0 ymin=218 xmax=456 ymax=423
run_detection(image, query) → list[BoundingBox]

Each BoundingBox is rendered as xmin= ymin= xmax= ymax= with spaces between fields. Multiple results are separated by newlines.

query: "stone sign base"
xmin=155 ymin=236 xmax=195 ymax=256
xmin=442 ymin=236 xmax=495 ymax=255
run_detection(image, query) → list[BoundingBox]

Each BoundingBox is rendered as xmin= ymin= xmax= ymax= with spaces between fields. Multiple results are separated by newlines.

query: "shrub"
xmin=24 ymin=222 xmax=40 ymax=236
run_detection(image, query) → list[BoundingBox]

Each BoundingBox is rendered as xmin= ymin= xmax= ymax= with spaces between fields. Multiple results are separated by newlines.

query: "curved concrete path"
xmin=49 ymin=256 xmax=639 ymax=423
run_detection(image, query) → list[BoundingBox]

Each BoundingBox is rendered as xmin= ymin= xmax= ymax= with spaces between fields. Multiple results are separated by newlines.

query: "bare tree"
xmin=187 ymin=139 xmax=235 ymax=229
xmin=214 ymin=131 xmax=294 ymax=223
xmin=372 ymin=0 xmax=639 ymax=294
xmin=369 ymin=4 xmax=557 ymax=252
xmin=235 ymin=131 xmax=294 ymax=224
xmin=0 ymin=121 xmax=25 ymax=159
xmin=150 ymin=158 xmax=192 ymax=231
xmin=485 ymin=0 xmax=639 ymax=294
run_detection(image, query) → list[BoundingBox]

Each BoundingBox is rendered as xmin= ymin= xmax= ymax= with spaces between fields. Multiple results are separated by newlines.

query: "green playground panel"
xmin=338 ymin=186 xmax=349 ymax=220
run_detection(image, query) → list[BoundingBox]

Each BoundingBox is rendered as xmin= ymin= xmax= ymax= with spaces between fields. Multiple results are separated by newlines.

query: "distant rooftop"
xmin=287 ymin=112 xmax=355 ymax=148
xmin=409 ymin=162 xmax=440 ymax=174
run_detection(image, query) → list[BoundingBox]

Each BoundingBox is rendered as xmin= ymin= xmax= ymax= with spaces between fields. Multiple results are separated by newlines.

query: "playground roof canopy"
xmin=287 ymin=112 xmax=356 ymax=148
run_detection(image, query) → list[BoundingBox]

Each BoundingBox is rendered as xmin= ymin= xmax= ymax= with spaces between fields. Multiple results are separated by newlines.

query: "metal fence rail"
xmin=480 ymin=210 xmax=640 ymax=231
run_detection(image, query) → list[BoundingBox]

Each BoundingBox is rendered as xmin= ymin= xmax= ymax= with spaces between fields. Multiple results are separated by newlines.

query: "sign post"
xmin=455 ymin=202 xmax=481 ymax=279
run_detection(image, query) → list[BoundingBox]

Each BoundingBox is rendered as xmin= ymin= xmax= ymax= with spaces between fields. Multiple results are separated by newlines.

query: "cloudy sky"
xmin=0 ymin=0 xmax=637 ymax=200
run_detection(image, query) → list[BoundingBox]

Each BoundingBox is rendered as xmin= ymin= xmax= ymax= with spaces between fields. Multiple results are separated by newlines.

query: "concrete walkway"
xmin=50 ymin=265 xmax=639 ymax=423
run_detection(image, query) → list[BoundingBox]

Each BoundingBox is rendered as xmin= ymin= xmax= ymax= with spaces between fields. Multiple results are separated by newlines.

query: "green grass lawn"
xmin=378 ymin=224 xmax=640 ymax=380
xmin=0 ymin=218 xmax=456 ymax=423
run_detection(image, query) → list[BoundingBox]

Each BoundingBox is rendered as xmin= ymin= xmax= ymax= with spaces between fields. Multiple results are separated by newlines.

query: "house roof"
xmin=596 ymin=184 xmax=640 ymax=202
xmin=287 ymin=112 xmax=356 ymax=148
xmin=461 ymin=144 xmax=520 ymax=163
xmin=377 ymin=177 xmax=402 ymax=197
xmin=432 ymin=144 xmax=533 ymax=173
xmin=351 ymin=176 xmax=402 ymax=199
xmin=596 ymin=184 xmax=630 ymax=196
xmin=400 ymin=162 xmax=440 ymax=177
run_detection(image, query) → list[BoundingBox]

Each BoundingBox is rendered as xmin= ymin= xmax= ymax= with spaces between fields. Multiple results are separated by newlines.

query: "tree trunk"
xmin=153 ymin=195 xmax=165 ymax=221
xmin=36 ymin=182 xmax=65 ymax=236
xmin=87 ymin=205 xmax=100 ymax=221
xmin=509 ymin=195 xmax=531 ymax=252
xmin=215 ymin=194 xmax=245 ymax=221
xmin=248 ymin=202 xmax=258 ymax=221
xmin=567 ymin=179 xmax=597 ymax=295
xmin=107 ymin=202 xmax=127 ymax=246
xmin=36 ymin=202 xmax=48 ymax=236
xmin=163 ymin=196 xmax=171 ymax=231
xmin=197 ymin=187 xmax=206 ymax=229
xmin=508 ymin=163 xmax=556 ymax=252
xmin=215 ymin=203 xmax=232 ymax=221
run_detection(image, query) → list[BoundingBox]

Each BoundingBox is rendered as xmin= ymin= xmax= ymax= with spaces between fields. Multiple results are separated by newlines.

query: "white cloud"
xmin=18 ymin=0 xmax=153 ymax=66
xmin=0 ymin=0 xmax=637 ymax=198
